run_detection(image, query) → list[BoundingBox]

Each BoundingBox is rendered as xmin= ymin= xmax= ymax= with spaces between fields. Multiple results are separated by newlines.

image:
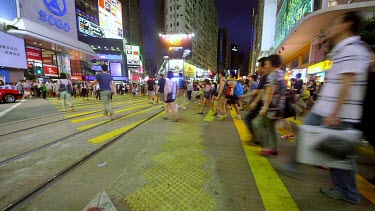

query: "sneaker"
xmin=182 ymin=106 xmax=187 ymax=110
xmin=320 ymin=187 xmax=359 ymax=204
xmin=151 ymin=101 xmax=154 ymax=104
xmin=217 ymin=115 xmax=226 ymax=120
xmin=272 ymin=162 xmax=303 ymax=180
xmin=281 ymin=134 xmax=296 ymax=139
xmin=236 ymin=115 xmax=241 ymax=119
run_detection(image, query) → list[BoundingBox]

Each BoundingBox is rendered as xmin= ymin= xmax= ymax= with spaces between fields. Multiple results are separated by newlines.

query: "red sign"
xmin=26 ymin=46 xmax=42 ymax=61
xmin=43 ymin=64 xmax=59 ymax=76
xmin=42 ymin=56 xmax=53 ymax=65
xmin=131 ymin=75 xmax=140 ymax=81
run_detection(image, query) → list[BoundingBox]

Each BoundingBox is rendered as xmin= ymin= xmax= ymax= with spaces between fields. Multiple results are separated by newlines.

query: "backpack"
xmin=225 ymin=81 xmax=234 ymax=97
xmin=181 ymin=80 xmax=187 ymax=90
xmin=234 ymin=81 xmax=244 ymax=97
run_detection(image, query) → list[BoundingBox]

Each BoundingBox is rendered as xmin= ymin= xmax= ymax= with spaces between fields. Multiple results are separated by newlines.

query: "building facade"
xmin=122 ymin=0 xmax=143 ymax=52
xmin=159 ymin=0 xmax=219 ymax=71
xmin=217 ymin=28 xmax=232 ymax=71
xmin=251 ymin=0 xmax=375 ymax=82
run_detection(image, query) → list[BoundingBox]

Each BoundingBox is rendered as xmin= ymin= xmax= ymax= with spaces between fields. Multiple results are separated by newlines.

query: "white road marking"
xmin=0 ymin=100 xmax=25 ymax=118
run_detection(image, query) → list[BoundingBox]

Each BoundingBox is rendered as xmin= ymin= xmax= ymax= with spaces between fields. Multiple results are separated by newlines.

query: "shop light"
xmin=104 ymin=46 xmax=107 ymax=48
xmin=98 ymin=46 xmax=100 ymax=48
xmin=39 ymin=44 xmax=42 ymax=46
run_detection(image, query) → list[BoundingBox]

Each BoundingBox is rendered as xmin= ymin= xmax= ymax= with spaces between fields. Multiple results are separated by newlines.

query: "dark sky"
xmin=139 ymin=0 xmax=257 ymax=68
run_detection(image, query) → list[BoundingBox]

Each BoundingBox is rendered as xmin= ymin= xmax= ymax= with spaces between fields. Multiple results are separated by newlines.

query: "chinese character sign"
xmin=0 ymin=31 xmax=27 ymax=69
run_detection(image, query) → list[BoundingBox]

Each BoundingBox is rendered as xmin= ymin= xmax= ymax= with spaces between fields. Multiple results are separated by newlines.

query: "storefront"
xmin=307 ymin=60 xmax=332 ymax=83
xmin=0 ymin=0 xmax=96 ymax=82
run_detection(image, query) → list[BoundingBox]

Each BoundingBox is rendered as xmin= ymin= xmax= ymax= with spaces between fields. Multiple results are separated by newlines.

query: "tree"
xmin=360 ymin=11 xmax=375 ymax=45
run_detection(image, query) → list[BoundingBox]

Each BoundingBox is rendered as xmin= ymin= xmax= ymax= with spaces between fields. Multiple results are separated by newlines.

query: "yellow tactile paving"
xmin=125 ymin=122 xmax=216 ymax=210
xmin=230 ymin=110 xmax=299 ymax=211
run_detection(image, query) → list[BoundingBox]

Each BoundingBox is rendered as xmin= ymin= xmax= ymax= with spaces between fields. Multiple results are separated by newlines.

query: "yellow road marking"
xmin=77 ymin=106 xmax=160 ymax=131
xmin=70 ymin=104 xmax=149 ymax=123
xmin=357 ymin=175 xmax=375 ymax=204
xmin=88 ymin=120 xmax=145 ymax=144
xmin=230 ymin=110 xmax=299 ymax=210
xmin=203 ymin=101 xmax=216 ymax=122
xmin=288 ymin=117 xmax=303 ymax=125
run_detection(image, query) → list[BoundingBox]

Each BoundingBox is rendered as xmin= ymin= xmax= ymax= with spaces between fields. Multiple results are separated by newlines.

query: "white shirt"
xmin=312 ymin=36 xmax=371 ymax=123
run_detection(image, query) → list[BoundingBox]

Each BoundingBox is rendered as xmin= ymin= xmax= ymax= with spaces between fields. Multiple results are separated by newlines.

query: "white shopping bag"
xmin=296 ymin=125 xmax=362 ymax=170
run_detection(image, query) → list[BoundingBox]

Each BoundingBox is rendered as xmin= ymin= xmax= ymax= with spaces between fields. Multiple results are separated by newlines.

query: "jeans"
xmin=244 ymin=110 xmax=259 ymax=143
xmin=187 ymin=90 xmax=192 ymax=100
xmin=177 ymin=90 xmax=187 ymax=107
xmin=100 ymin=90 xmax=114 ymax=116
xmin=301 ymin=113 xmax=360 ymax=201
xmin=60 ymin=91 xmax=72 ymax=111
xmin=252 ymin=115 xmax=278 ymax=150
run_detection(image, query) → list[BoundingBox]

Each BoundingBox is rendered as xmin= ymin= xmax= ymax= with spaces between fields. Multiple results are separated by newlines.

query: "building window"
xmin=170 ymin=23 xmax=172 ymax=27
xmin=170 ymin=6 xmax=172 ymax=11
xmin=177 ymin=22 xmax=179 ymax=26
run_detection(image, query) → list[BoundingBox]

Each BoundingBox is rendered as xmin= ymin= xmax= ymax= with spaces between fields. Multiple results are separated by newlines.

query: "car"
xmin=0 ymin=86 xmax=23 ymax=103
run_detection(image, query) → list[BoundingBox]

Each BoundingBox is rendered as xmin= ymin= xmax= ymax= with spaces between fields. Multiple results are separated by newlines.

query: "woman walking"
xmin=57 ymin=73 xmax=75 ymax=112
xmin=164 ymin=71 xmax=178 ymax=122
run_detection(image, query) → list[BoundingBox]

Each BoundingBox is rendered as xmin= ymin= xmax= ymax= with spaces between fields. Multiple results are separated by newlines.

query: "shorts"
xmin=227 ymin=96 xmax=239 ymax=105
xmin=164 ymin=99 xmax=175 ymax=103
xmin=159 ymin=92 xmax=165 ymax=101
xmin=148 ymin=90 xmax=155 ymax=96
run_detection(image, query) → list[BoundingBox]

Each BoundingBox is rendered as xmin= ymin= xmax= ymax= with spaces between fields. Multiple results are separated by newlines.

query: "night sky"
xmin=139 ymin=0 xmax=257 ymax=69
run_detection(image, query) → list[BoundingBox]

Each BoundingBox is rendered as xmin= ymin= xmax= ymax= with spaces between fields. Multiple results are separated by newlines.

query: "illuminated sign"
xmin=39 ymin=0 xmax=70 ymax=32
xmin=98 ymin=0 xmax=123 ymax=39
xmin=78 ymin=16 xmax=105 ymax=37
xmin=275 ymin=0 xmax=312 ymax=48
xmin=168 ymin=59 xmax=184 ymax=76
xmin=161 ymin=34 xmax=193 ymax=59
xmin=126 ymin=45 xmax=140 ymax=67
xmin=308 ymin=60 xmax=332 ymax=74
xmin=184 ymin=62 xmax=196 ymax=78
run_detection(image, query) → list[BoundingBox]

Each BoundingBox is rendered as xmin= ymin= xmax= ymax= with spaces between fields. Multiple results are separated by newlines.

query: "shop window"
xmin=292 ymin=59 xmax=299 ymax=68
xmin=302 ymin=52 xmax=309 ymax=64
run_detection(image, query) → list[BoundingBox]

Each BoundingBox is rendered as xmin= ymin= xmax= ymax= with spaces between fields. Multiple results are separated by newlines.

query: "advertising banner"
xmin=126 ymin=45 xmax=140 ymax=68
xmin=0 ymin=31 xmax=27 ymax=69
xmin=184 ymin=62 xmax=195 ymax=78
xmin=110 ymin=62 xmax=122 ymax=76
xmin=43 ymin=64 xmax=59 ymax=76
xmin=161 ymin=34 xmax=192 ymax=59
xmin=78 ymin=16 xmax=105 ymax=38
xmin=20 ymin=0 xmax=78 ymax=39
xmin=98 ymin=0 xmax=123 ymax=39
xmin=42 ymin=56 xmax=53 ymax=65
xmin=60 ymin=53 xmax=71 ymax=75
xmin=26 ymin=46 xmax=43 ymax=61
xmin=168 ymin=60 xmax=184 ymax=76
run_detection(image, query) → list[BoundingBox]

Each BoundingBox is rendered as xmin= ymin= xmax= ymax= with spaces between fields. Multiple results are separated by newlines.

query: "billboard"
xmin=161 ymin=34 xmax=192 ymax=59
xmin=126 ymin=45 xmax=140 ymax=68
xmin=184 ymin=62 xmax=195 ymax=78
xmin=0 ymin=31 xmax=27 ymax=69
xmin=98 ymin=0 xmax=123 ymax=39
xmin=20 ymin=0 xmax=78 ymax=39
xmin=275 ymin=0 xmax=312 ymax=48
xmin=78 ymin=16 xmax=105 ymax=38
xmin=168 ymin=59 xmax=184 ymax=76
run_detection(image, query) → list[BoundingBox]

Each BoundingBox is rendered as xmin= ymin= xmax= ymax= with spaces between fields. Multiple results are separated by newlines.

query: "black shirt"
xmin=158 ymin=78 xmax=166 ymax=93
xmin=257 ymin=74 xmax=269 ymax=90
xmin=147 ymin=80 xmax=155 ymax=91
xmin=293 ymin=79 xmax=303 ymax=93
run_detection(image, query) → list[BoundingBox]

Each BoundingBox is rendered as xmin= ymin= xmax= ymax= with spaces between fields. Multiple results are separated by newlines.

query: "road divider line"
xmin=77 ymin=106 xmax=160 ymax=131
xmin=0 ymin=100 xmax=25 ymax=118
xmin=230 ymin=110 xmax=299 ymax=210
xmin=70 ymin=104 xmax=149 ymax=123
xmin=88 ymin=120 xmax=145 ymax=144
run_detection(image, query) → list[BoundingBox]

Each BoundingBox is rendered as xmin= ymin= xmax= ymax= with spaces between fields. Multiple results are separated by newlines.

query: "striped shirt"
xmin=312 ymin=36 xmax=372 ymax=123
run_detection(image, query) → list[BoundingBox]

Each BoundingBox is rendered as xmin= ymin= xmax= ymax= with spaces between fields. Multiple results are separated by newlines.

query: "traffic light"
xmin=36 ymin=67 xmax=43 ymax=75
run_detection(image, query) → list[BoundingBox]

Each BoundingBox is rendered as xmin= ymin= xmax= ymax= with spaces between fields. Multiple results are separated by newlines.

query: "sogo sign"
xmin=39 ymin=0 xmax=70 ymax=32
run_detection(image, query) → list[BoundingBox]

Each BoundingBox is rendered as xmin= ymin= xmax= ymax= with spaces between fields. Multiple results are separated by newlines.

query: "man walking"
xmin=147 ymin=78 xmax=156 ymax=104
xmin=277 ymin=12 xmax=371 ymax=204
xmin=91 ymin=64 xmax=117 ymax=120
xmin=157 ymin=74 xmax=166 ymax=106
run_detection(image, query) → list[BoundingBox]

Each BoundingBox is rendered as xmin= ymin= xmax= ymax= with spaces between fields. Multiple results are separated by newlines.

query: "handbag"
xmin=58 ymin=80 xmax=66 ymax=91
xmin=167 ymin=81 xmax=175 ymax=101
xmin=315 ymin=136 xmax=356 ymax=160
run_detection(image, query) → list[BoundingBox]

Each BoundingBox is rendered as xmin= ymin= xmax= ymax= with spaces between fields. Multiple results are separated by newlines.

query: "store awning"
xmin=274 ymin=2 xmax=375 ymax=60
xmin=6 ymin=18 xmax=96 ymax=57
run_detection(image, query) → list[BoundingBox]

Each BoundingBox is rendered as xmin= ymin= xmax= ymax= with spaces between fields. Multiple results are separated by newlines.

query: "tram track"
xmin=0 ymin=100 xmax=150 ymax=137
xmin=1 ymin=108 xmax=164 ymax=211
xmin=0 ymin=105 xmax=158 ymax=166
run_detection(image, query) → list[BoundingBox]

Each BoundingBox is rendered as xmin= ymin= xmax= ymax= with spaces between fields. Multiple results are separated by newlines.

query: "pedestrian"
xmin=177 ymin=73 xmax=187 ymax=109
xmin=16 ymin=80 xmax=24 ymax=97
xmin=198 ymin=79 xmax=215 ymax=114
xmin=252 ymin=54 xmax=286 ymax=155
xmin=157 ymin=74 xmax=166 ymax=107
xmin=277 ymin=11 xmax=371 ymax=204
xmin=214 ymin=70 xmax=228 ymax=120
xmin=131 ymin=83 xmax=137 ymax=97
xmin=91 ymin=64 xmax=118 ymax=120
xmin=164 ymin=71 xmax=178 ymax=122
xmin=40 ymin=81 xmax=47 ymax=99
xmin=57 ymin=73 xmax=75 ymax=112
xmin=147 ymin=78 xmax=156 ymax=104
xmin=226 ymin=70 xmax=241 ymax=119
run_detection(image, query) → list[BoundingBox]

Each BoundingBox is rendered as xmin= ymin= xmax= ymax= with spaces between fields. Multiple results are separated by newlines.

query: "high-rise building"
xmin=155 ymin=0 xmax=166 ymax=71
xmin=157 ymin=0 xmax=219 ymax=71
xmin=122 ymin=0 xmax=143 ymax=53
xmin=217 ymin=28 xmax=232 ymax=71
